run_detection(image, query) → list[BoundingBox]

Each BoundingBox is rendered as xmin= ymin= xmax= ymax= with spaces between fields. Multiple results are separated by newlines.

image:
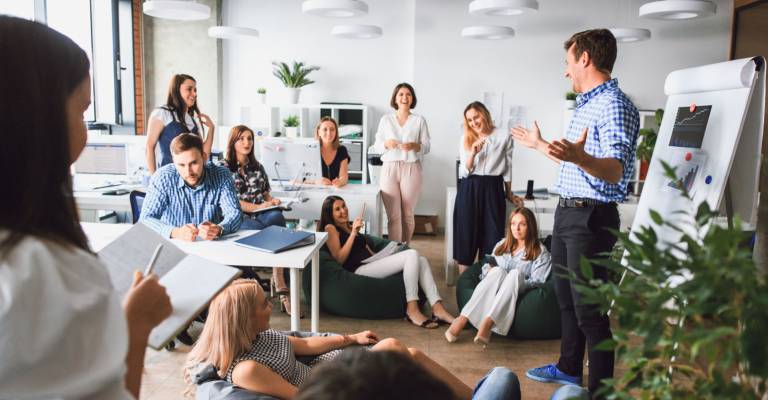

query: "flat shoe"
xmin=405 ymin=315 xmax=438 ymax=329
xmin=474 ymin=334 xmax=490 ymax=349
xmin=444 ymin=329 xmax=459 ymax=343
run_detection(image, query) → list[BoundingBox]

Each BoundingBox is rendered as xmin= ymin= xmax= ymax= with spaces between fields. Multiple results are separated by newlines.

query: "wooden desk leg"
xmin=311 ymin=251 xmax=319 ymax=332
xmin=290 ymin=268 xmax=300 ymax=331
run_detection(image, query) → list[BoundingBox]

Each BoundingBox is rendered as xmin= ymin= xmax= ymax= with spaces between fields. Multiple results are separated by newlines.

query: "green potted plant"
xmin=636 ymin=108 xmax=664 ymax=180
xmin=565 ymin=91 xmax=577 ymax=109
xmin=272 ymin=61 xmax=320 ymax=104
xmin=283 ymin=115 xmax=299 ymax=138
xmin=257 ymin=87 xmax=266 ymax=104
xmin=573 ymin=163 xmax=768 ymax=399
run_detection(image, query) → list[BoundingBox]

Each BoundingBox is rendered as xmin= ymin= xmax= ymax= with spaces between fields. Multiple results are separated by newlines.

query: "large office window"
xmin=1 ymin=0 xmax=136 ymax=133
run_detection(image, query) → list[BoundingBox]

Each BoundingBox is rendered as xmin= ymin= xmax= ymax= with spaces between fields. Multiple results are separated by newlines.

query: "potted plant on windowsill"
xmin=565 ymin=91 xmax=577 ymax=109
xmin=257 ymin=87 xmax=266 ymax=104
xmin=636 ymin=108 xmax=664 ymax=181
xmin=283 ymin=115 xmax=299 ymax=138
xmin=272 ymin=61 xmax=320 ymax=104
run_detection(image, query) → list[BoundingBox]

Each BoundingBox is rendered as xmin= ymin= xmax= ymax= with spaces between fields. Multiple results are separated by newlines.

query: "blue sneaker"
xmin=526 ymin=364 xmax=582 ymax=385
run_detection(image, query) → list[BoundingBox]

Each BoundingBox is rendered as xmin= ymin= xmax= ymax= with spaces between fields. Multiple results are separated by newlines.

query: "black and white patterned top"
xmin=225 ymin=329 xmax=342 ymax=387
xmin=219 ymin=159 xmax=271 ymax=205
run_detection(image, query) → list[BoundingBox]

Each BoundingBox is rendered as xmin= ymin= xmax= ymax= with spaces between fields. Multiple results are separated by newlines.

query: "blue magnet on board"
xmin=705 ymin=175 xmax=712 ymax=184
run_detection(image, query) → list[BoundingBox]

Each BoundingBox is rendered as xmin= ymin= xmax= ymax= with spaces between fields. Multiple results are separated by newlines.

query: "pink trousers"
xmin=380 ymin=161 xmax=422 ymax=243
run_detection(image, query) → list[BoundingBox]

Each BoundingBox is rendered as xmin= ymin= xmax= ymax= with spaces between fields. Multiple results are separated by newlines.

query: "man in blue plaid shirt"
xmin=141 ymin=133 xmax=242 ymax=241
xmin=511 ymin=29 xmax=639 ymax=398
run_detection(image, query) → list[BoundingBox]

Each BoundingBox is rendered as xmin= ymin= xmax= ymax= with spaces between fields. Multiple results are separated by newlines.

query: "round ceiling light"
xmin=208 ymin=26 xmax=260 ymax=39
xmin=610 ymin=28 xmax=651 ymax=43
xmin=302 ymin=0 xmax=368 ymax=18
xmin=461 ymin=26 xmax=515 ymax=40
xmin=639 ymin=0 xmax=716 ymax=19
xmin=331 ymin=24 xmax=382 ymax=39
xmin=143 ymin=0 xmax=211 ymax=21
xmin=468 ymin=0 xmax=539 ymax=16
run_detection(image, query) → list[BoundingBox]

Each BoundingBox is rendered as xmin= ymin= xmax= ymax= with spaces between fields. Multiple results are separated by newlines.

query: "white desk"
xmin=272 ymin=182 xmax=383 ymax=236
xmin=443 ymin=186 xmax=638 ymax=286
xmin=82 ymin=222 xmax=328 ymax=332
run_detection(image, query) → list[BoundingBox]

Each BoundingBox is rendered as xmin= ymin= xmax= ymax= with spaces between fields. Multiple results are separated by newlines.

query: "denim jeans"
xmin=472 ymin=367 xmax=521 ymax=400
xmin=240 ymin=209 xmax=286 ymax=230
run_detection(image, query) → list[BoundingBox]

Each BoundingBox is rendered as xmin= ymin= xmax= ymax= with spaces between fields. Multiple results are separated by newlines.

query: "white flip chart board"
xmin=631 ymin=57 xmax=765 ymax=248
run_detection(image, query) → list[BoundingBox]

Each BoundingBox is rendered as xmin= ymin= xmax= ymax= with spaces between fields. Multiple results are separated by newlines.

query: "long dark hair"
xmin=318 ymin=195 xmax=346 ymax=232
xmin=163 ymin=73 xmax=200 ymax=134
xmin=225 ymin=125 xmax=258 ymax=171
xmin=495 ymin=207 xmax=542 ymax=261
xmin=0 ymin=16 xmax=90 ymax=253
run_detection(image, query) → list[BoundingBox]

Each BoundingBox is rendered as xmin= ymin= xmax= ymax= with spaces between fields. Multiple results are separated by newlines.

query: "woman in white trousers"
xmin=446 ymin=207 xmax=551 ymax=347
xmin=319 ymin=195 xmax=455 ymax=329
xmin=372 ymin=83 xmax=430 ymax=244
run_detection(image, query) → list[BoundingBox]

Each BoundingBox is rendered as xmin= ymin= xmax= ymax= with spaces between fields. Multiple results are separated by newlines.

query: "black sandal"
xmin=405 ymin=315 xmax=438 ymax=329
xmin=430 ymin=314 xmax=455 ymax=325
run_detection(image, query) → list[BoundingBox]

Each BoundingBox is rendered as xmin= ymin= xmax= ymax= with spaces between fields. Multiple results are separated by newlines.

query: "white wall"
xmin=221 ymin=0 xmax=732 ymax=227
xmin=221 ymin=0 xmax=415 ymax=123
xmin=144 ymin=0 xmax=221 ymax=126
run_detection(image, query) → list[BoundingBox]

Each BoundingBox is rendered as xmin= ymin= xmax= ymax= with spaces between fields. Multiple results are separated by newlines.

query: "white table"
xmin=272 ymin=182 xmax=383 ymax=236
xmin=443 ymin=186 xmax=638 ymax=286
xmin=75 ymin=181 xmax=384 ymax=238
xmin=82 ymin=222 xmax=328 ymax=332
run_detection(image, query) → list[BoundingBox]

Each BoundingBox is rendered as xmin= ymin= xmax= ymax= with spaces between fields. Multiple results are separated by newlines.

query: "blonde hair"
xmin=183 ymin=279 xmax=263 ymax=394
xmin=315 ymin=116 xmax=340 ymax=149
xmin=462 ymin=101 xmax=495 ymax=151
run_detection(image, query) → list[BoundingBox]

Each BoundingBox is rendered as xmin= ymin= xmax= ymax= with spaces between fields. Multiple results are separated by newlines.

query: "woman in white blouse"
xmin=454 ymin=101 xmax=524 ymax=276
xmin=372 ymin=83 xmax=430 ymax=244
xmin=0 ymin=17 xmax=172 ymax=399
xmin=446 ymin=207 xmax=551 ymax=347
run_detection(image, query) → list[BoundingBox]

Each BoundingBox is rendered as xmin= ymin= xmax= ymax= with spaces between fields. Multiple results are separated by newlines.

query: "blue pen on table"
xmin=144 ymin=244 xmax=163 ymax=276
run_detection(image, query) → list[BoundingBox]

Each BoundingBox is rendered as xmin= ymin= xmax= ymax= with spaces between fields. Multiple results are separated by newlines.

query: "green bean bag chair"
xmin=302 ymin=235 xmax=418 ymax=319
xmin=456 ymin=257 xmax=561 ymax=340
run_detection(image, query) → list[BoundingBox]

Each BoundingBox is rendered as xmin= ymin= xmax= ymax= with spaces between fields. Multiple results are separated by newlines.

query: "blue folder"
xmin=234 ymin=225 xmax=315 ymax=253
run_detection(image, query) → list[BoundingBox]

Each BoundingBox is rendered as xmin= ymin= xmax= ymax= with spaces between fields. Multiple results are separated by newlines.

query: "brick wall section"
xmin=132 ymin=0 xmax=145 ymax=134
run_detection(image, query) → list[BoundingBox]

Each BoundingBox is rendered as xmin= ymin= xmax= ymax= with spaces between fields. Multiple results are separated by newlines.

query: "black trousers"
xmin=453 ymin=175 xmax=506 ymax=266
xmin=552 ymin=203 xmax=619 ymax=397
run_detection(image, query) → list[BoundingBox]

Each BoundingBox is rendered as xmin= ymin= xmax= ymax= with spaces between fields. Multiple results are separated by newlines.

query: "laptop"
xmin=234 ymin=225 xmax=316 ymax=253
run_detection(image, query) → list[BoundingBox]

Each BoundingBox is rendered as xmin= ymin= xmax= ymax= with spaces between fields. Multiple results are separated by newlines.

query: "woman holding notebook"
xmin=318 ymin=195 xmax=455 ymax=329
xmin=0 ymin=16 xmax=171 ymax=399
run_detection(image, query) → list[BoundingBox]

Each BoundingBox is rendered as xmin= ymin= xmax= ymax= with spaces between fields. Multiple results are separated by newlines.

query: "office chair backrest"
xmin=129 ymin=190 xmax=146 ymax=224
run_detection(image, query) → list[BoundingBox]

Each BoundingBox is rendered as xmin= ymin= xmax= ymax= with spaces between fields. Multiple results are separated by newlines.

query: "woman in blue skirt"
xmin=454 ymin=101 xmax=523 ymax=276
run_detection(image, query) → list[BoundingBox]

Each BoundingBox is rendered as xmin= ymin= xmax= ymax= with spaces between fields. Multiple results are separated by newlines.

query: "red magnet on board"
xmin=685 ymin=152 xmax=692 ymax=161
xmin=690 ymin=103 xmax=697 ymax=113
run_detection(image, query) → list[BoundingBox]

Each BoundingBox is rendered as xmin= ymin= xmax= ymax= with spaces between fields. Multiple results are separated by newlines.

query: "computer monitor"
xmin=74 ymin=143 xmax=128 ymax=175
xmin=259 ymin=138 xmax=321 ymax=184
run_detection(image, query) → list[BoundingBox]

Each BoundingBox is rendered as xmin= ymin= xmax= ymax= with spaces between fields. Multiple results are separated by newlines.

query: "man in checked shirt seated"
xmin=141 ymin=133 xmax=242 ymax=241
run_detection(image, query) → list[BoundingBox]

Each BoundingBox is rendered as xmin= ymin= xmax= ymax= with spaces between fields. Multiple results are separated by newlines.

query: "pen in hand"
xmin=144 ymin=244 xmax=163 ymax=276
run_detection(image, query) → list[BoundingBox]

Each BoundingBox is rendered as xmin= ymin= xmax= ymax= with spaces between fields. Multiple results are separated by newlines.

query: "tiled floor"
xmin=141 ymin=234 xmax=563 ymax=399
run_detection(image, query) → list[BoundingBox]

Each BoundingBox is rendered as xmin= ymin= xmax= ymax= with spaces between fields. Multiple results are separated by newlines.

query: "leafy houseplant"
xmin=636 ymin=108 xmax=665 ymax=181
xmin=272 ymin=61 xmax=320 ymax=104
xmin=573 ymin=163 xmax=768 ymax=399
xmin=565 ymin=91 xmax=577 ymax=109
xmin=283 ymin=115 xmax=299 ymax=138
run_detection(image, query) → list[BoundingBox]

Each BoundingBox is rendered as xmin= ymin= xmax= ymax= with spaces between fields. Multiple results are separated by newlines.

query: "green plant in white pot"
xmin=257 ymin=87 xmax=266 ymax=104
xmin=283 ymin=115 xmax=299 ymax=138
xmin=272 ymin=61 xmax=320 ymax=104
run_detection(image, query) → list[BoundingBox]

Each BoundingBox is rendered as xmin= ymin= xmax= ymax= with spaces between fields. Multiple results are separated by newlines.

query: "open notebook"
xmin=97 ymin=223 xmax=241 ymax=350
